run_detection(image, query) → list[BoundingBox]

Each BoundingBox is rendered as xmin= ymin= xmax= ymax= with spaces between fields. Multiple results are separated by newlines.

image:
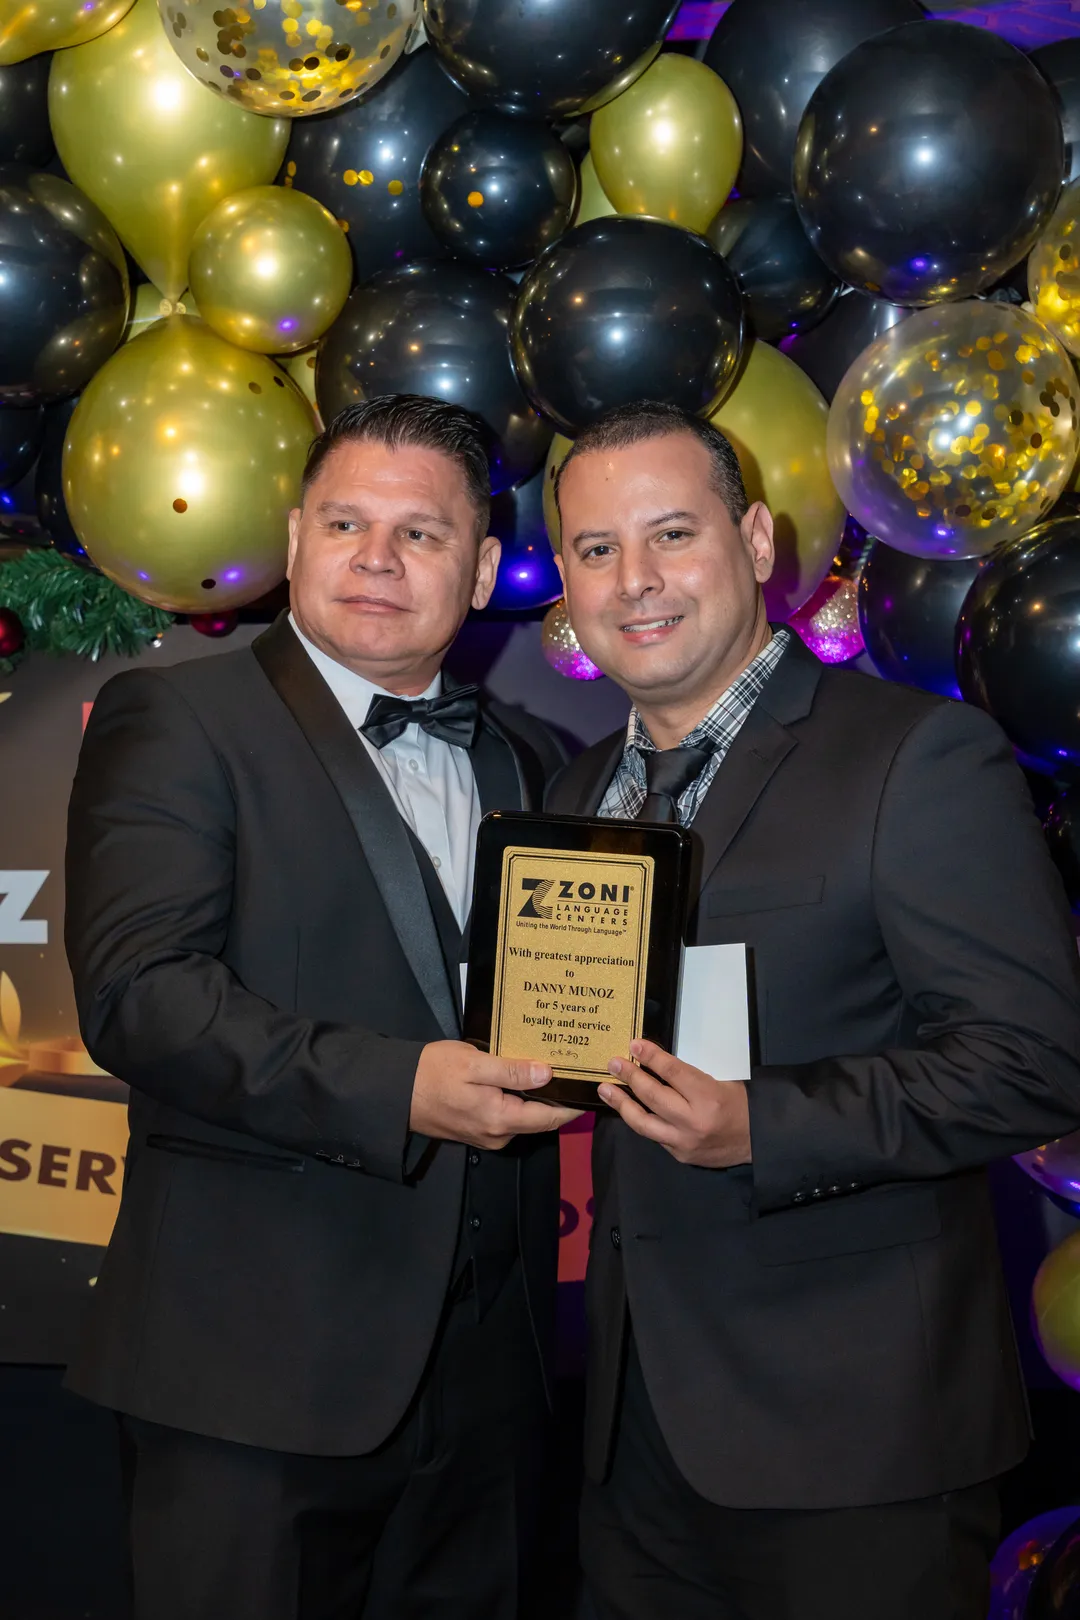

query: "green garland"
xmin=0 ymin=549 xmax=174 ymax=672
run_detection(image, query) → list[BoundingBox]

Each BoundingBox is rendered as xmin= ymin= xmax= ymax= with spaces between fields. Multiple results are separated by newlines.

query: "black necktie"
xmin=361 ymin=685 xmax=481 ymax=751
xmin=637 ymin=745 xmax=712 ymax=824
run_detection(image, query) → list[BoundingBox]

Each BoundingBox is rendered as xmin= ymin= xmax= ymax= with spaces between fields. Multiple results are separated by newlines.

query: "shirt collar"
xmin=288 ymin=612 xmax=441 ymax=734
xmin=624 ymin=626 xmax=790 ymax=756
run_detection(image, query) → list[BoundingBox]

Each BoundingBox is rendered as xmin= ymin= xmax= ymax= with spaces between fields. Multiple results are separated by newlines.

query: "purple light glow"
xmin=222 ymin=567 xmax=243 ymax=583
xmin=279 ymin=319 xmax=297 ymax=333
xmin=666 ymin=1 xmax=1080 ymax=44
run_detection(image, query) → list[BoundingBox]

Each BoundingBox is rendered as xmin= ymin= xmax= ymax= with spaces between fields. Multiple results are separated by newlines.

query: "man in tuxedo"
xmin=547 ymin=400 xmax=1080 ymax=1620
xmin=64 ymin=394 xmax=577 ymax=1620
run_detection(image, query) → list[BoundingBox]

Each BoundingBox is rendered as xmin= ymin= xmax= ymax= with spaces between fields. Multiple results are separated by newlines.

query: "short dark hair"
xmin=301 ymin=394 xmax=492 ymax=537
xmin=553 ymin=401 xmax=749 ymax=538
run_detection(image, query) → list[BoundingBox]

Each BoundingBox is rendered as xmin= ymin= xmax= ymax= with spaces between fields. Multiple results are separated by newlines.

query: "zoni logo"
xmin=518 ymin=874 xmax=635 ymax=918
xmin=518 ymin=877 xmax=554 ymax=919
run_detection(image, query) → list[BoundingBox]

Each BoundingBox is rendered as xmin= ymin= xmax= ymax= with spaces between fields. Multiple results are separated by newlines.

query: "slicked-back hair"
xmin=553 ymin=401 xmax=749 ymax=536
xmin=300 ymin=394 xmax=492 ymax=539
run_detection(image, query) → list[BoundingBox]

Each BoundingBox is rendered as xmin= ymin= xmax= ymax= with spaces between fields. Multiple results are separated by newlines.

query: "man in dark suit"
xmin=64 ymin=394 xmax=577 ymax=1620
xmin=546 ymin=400 xmax=1080 ymax=1620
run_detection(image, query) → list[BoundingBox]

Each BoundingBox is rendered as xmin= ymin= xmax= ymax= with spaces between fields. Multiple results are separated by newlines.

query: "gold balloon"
xmin=540 ymin=598 xmax=603 ymax=681
xmin=0 ymin=0 xmax=133 ymax=66
xmin=827 ymin=301 xmax=1080 ymax=561
xmin=189 ymin=185 xmax=352 ymax=354
xmin=64 ymin=315 xmax=315 ymax=612
xmin=1030 ymin=178 xmax=1080 ymax=357
xmin=573 ymin=153 xmax=617 ymax=229
xmin=577 ymin=40 xmax=661 ymax=115
xmin=541 ymin=430 xmax=573 ymax=552
xmin=156 ymin=0 xmax=418 ymax=118
xmin=710 ymin=340 xmax=845 ymax=619
xmin=1033 ymin=1231 xmax=1080 ymax=1391
xmin=589 ymin=54 xmax=742 ymax=235
xmin=49 ymin=0 xmax=288 ymax=301
xmin=123 ymin=282 xmax=199 ymax=342
xmin=279 ymin=344 xmax=320 ymax=420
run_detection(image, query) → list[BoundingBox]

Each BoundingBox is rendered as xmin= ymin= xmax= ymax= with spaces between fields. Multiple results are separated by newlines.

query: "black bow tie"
xmin=361 ymin=685 xmax=481 ymax=751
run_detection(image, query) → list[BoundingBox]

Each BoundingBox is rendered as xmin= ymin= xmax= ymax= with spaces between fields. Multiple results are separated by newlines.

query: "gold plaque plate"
xmin=490 ymin=845 xmax=655 ymax=1083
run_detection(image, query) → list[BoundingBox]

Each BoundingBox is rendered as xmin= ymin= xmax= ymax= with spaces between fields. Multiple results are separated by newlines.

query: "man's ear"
xmin=554 ymin=551 xmax=565 ymax=592
xmin=741 ymin=501 xmax=775 ymax=584
xmin=286 ymin=507 xmax=302 ymax=580
xmin=471 ymin=534 xmax=502 ymax=610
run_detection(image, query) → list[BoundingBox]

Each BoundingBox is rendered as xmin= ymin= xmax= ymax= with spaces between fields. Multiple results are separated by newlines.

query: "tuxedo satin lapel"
xmin=471 ymin=714 xmax=526 ymax=817
xmin=251 ymin=615 xmax=459 ymax=1038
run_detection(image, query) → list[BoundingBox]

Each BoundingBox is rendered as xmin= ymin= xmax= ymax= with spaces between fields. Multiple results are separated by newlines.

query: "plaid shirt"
xmin=598 ymin=628 xmax=791 ymax=827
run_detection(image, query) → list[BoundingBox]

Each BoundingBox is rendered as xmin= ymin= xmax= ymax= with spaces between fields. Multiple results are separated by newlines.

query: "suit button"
xmin=469 ymin=1216 xmax=482 ymax=1230
xmin=610 ymin=1226 xmax=621 ymax=1249
xmin=468 ymin=1152 xmax=481 ymax=1166
xmin=847 ymin=1182 xmax=860 ymax=1192
xmin=828 ymin=1185 xmax=842 ymax=1196
xmin=810 ymin=1188 xmax=823 ymax=1200
xmin=792 ymin=1192 xmax=807 ymax=1205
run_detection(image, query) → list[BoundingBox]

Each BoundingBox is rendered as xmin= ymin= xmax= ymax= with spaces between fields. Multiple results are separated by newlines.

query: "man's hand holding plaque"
xmin=410 ymin=1040 xmax=580 ymax=1150
xmin=598 ymin=1039 xmax=752 ymax=1168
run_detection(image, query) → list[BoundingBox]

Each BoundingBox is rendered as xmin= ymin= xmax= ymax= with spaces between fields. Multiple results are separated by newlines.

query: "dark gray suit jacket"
xmin=64 ymin=614 xmax=565 ymax=1455
xmin=548 ymin=633 xmax=1080 ymax=1510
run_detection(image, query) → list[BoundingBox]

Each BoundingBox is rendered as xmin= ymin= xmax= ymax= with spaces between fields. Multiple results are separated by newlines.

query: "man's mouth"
xmin=340 ymin=595 xmax=405 ymax=612
xmin=620 ymin=615 xmax=684 ymax=635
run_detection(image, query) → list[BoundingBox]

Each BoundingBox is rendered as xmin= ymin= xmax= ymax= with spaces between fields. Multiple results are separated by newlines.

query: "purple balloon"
xmin=989 ymin=1507 xmax=1080 ymax=1619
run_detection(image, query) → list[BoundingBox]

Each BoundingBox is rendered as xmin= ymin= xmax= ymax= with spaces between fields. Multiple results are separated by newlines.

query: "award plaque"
xmin=463 ymin=811 xmax=694 ymax=1109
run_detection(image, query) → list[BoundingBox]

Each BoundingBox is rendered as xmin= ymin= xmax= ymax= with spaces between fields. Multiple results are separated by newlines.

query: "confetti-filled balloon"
xmin=421 ymin=110 xmax=577 ymax=271
xmin=157 ymin=0 xmax=419 ymax=118
xmin=1032 ymin=1231 xmax=1080 ymax=1391
xmin=188 ymin=185 xmax=352 ymax=354
xmin=589 ymin=54 xmax=742 ymax=236
xmin=63 ymin=316 xmax=315 ymax=612
xmin=541 ymin=597 xmax=603 ymax=680
xmin=710 ymin=338 xmax=845 ymax=619
xmin=0 ymin=0 xmax=133 ymax=65
xmin=828 ymin=302 xmax=1080 ymax=561
xmin=49 ymin=0 xmax=288 ymax=302
xmin=787 ymin=573 xmax=862 ymax=664
xmin=1029 ymin=181 xmax=1080 ymax=359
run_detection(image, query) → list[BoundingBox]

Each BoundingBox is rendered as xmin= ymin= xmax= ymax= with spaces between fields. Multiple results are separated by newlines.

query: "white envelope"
xmin=460 ymin=941 xmax=751 ymax=1082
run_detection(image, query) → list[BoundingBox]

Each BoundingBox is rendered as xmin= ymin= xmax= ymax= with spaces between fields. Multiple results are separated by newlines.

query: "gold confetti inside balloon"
xmin=541 ymin=430 xmax=573 ymax=553
xmin=188 ymin=185 xmax=352 ymax=353
xmin=710 ymin=339 xmax=845 ymax=619
xmin=0 ymin=0 xmax=134 ymax=65
xmin=1032 ymin=1230 xmax=1080 ymax=1392
xmin=589 ymin=54 xmax=742 ymax=235
xmin=828 ymin=301 xmax=1080 ymax=561
xmin=788 ymin=573 xmax=863 ymax=665
xmin=122 ymin=283 xmax=199 ymax=343
xmin=64 ymin=315 xmax=315 ymax=612
xmin=49 ymin=0 xmax=288 ymax=301
xmin=157 ymin=0 xmax=418 ymax=118
xmin=540 ymin=597 xmax=604 ymax=681
xmin=1029 ymin=179 xmax=1080 ymax=358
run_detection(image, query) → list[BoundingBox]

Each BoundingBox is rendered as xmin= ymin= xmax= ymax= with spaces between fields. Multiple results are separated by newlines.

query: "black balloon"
xmin=0 ymin=405 xmax=43 ymax=493
xmin=781 ymin=289 xmax=912 ymax=401
xmin=793 ymin=21 xmax=1065 ymax=305
xmin=858 ymin=541 xmax=982 ymax=699
xmin=316 ymin=259 xmax=551 ymax=494
xmin=0 ymin=166 xmax=129 ymax=408
xmin=702 ymin=0 xmax=922 ymax=199
xmin=485 ymin=468 xmax=562 ymax=611
xmin=1031 ymin=38 xmax=1080 ymax=186
xmin=512 ymin=216 xmax=745 ymax=436
xmin=36 ymin=395 xmax=91 ymax=562
xmin=1044 ymin=789 xmax=1080 ymax=913
xmin=286 ymin=47 xmax=472 ymax=285
xmin=0 ymin=57 xmax=53 ymax=166
xmin=956 ymin=516 xmax=1080 ymax=777
xmin=423 ymin=0 xmax=679 ymax=120
xmin=1027 ymin=1520 xmax=1080 ymax=1619
xmin=707 ymin=196 xmax=841 ymax=342
xmin=421 ymin=110 xmax=577 ymax=270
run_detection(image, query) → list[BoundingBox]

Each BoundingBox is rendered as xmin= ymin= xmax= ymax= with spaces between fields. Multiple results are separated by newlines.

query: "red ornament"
xmin=0 ymin=606 xmax=25 ymax=658
xmin=189 ymin=611 xmax=238 ymax=639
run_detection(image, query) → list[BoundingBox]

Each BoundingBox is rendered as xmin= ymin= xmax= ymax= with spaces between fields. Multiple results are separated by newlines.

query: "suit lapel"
xmin=690 ymin=633 xmax=824 ymax=893
xmin=251 ymin=614 xmax=460 ymax=1039
xmin=575 ymin=732 xmax=626 ymax=816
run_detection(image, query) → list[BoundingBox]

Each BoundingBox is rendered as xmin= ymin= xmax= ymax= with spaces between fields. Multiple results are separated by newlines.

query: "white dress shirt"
xmin=289 ymin=614 xmax=481 ymax=929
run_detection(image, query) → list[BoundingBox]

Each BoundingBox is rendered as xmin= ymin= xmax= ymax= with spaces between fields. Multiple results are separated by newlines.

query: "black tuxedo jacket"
xmin=548 ymin=634 xmax=1080 ymax=1510
xmin=64 ymin=615 xmax=566 ymax=1456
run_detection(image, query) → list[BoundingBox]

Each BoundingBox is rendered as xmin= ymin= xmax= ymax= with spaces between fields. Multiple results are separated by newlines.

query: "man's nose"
xmin=617 ymin=545 xmax=664 ymax=601
xmin=350 ymin=527 xmax=403 ymax=575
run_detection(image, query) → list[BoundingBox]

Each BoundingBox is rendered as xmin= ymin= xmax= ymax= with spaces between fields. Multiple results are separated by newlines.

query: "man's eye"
xmin=659 ymin=529 xmax=692 ymax=542
xmin=405 ymin=529 xmax=428 ymax=542
xmin=583 ymin=543 xmax=613 ymax=560
xmin=332 ymin=520 xmax=357 ymax=533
